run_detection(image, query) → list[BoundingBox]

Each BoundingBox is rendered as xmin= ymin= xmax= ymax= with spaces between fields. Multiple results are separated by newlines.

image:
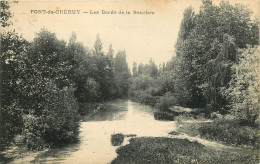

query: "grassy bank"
xmin=112 ymin=137 xmax=258 ymax=164
xmin=174 ymin=121 xmax=204 ymax=137
xmin=169 ymin=119 xmax=260 ymax=163
xmin=199 ymin=120 xmax=259 ymax=147
xmin=173 ymin=119 xmax=259 ymax=148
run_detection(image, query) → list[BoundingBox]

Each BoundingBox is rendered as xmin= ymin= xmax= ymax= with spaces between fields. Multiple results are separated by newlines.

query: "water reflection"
xmin=12 ymin=100 xmax=176 ymax=164
xmin=82 ymin=100 xmax=129 ymax=122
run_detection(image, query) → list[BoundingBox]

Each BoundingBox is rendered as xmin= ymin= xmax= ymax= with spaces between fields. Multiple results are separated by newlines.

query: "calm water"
xmin=12 ymin=100 xmax=176 ymax=164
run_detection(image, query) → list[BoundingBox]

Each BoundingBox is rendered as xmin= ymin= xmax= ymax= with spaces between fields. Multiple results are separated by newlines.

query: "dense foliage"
xmin=222 ymin=46 xmax=260 ymax=124
xmin=129 ymin=0 xmax=259 ymax=126
xmin=1 ymin=0 xmax=259 ymax=153
xmin=0 ymin=29 xmax=80 ymax=150
xmin=175 ymin=0 xmax=259 ymax=110
xmin=0 ymin=2 xmax=130 ymax=150
xmin=128 ymin=59 xmax=160 ymax=106
xmin=70 ymin=34 xmax=130 ymax=102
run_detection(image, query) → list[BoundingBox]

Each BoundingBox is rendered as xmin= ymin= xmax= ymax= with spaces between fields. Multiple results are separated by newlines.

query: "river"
xmin=11 ymin=100 xmax=176 ymax=164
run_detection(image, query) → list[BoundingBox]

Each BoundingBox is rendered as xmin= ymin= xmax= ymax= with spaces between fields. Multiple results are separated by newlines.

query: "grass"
xmin=198 ymin=119 xmax=259 ymax=147
xmin=112 ymin=137 xmax=259 ymax=164
xmin=175 ymin=121 xmax=206 ymax=137
xmin=173 ymin=119 xmax=259 ymax=148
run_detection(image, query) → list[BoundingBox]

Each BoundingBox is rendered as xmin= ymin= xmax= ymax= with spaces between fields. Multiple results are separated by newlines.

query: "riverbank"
xmin=112 ymin=137 xmax=258 ymax=164
xmin=132 ymin=97 xmax=259 ymax=148
xmin=0 ymin=142 xmax=48 ymax=164
xmin=112 ymin=120 xmax=259 ymax=164
xmin=0 ymin=100 xmax=123 ymax=164
xmin=111 ymin=105 xmax=259 ymax=164
xmin=174 ymin=119 xmax=259 ymax=146
xmin=2 ymin=100 xmax=258 ymax=163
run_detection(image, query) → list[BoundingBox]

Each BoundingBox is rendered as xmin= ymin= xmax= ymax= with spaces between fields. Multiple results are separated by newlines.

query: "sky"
xmin=8 ymin=0 xmax=260 ymax=67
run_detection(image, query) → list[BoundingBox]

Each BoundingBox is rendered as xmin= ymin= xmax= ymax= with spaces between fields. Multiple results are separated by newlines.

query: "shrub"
xmin=154 ymin=111 xmax=176 ymax=121
xmin=128 ymin=74 xmax=159 ymax=107
xmin=111 ymin=133 xmax=124 ymax=146
xmin=22 ymin=86 xmax=80 ymax=150
xmin=155 ymin=92 xmax=177 ymax=111
xmin=0 ymin=103 xmax=23 ymax=150
xmin=22 ymin=114 xmax=46 ymax=150
xmin=42 ymin=87 xmax=80 ymax=146
xmin=13 ymin=29 xmax=81 ymax=150
xmin=131 ymin=90 xmax=157 ymax=107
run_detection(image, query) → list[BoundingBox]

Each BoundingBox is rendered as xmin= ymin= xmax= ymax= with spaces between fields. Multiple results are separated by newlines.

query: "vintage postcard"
xmin=0 ymin=0 xmax=259 ymax=163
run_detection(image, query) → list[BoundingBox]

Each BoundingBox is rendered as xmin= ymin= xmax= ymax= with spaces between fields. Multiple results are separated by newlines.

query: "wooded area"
xmin=129 ymin=0 xmax=259 ymax=124
xmin=0 ymin=0 xmax=259 ymax=158
xmin=0 ymin=1 xmax=131 ymax=150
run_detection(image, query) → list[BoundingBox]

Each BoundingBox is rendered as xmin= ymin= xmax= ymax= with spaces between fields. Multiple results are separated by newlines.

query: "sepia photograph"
xmin=0 ymin=0 xmax=259 ymax=163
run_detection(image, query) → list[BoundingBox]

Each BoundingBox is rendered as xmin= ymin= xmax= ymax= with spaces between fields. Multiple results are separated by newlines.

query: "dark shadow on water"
xmin=81 ymin=100 xmax=129 ymax=122
xmin=0 ymin=153 xmax=14 ymax=164
xmin=31 ymin=142 xmax=81 ymax=163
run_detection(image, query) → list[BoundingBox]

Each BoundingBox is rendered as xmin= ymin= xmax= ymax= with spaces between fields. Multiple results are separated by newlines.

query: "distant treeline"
xmin=129 ymin=0 xmax=259 ymax=125
xmin=0 ymin=1 xmax=130 ymax=150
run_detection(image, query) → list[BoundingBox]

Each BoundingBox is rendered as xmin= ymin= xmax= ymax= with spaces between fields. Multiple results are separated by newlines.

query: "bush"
xmin=22 ymin=86 xmax=80 ymax=150
xmin=199 ymin=119 xmax=258 ymax=146
xmin=22 ymin=114 xmax=46 ymax=150
xmin=0 ymin=103 xmax=23 ymax=150
xmin=130 ymin=90 xmax=157 ymax=107
xmin=13 ymin=29 xmax=81 ymax=150
xmin=128 ymin=74 xmax=159 ymax=107
xmin=111 ymin=133 xmax=124 ymax=146
xmin=155 ymin=92 xmax=177 ymax=111
xmin=154 ymin=111 xmax=176 ymax=121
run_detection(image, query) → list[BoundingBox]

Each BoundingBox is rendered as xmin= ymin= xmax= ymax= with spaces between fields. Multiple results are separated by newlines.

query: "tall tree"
xmin=175 ymin=0 xmax=259 ymax=109
xmin=137 ymin=63 xmax=144 ymax=75
xmin=94 ymin=34 xmax=103 ymax=56
xmin=67 ymin=32 xmax=98 ymax=102
xmin=0 ymin=31 xmax=28 ymax=150
xmin=132 ymin=62 xmax=138 ymax=77
xmin=92 ymin=34 xmax=115 ymax=99
xmin=114 ymin=50 xmax=130 ymax=97
xmin=0 ymin=1 xmax=27 ymax=149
